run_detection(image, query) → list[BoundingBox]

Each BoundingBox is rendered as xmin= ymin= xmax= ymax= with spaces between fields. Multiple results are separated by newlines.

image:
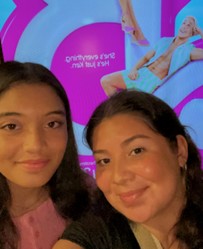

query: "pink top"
xmin=13 ymin=198 xmax=67 ymax=249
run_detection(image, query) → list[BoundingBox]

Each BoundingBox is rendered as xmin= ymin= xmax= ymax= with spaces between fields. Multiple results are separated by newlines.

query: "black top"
xmin=62 ymin=191 xmax=203 ymax=249
xmin=62 ymin=192 xmax=140 ymax=249
xmin=62 ymin=210 xmax=140 ymax=249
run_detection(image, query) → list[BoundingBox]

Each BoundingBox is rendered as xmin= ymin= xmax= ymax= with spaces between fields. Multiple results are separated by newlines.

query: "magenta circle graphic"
xmin=51 ymin=22 xmax=125 ymax=125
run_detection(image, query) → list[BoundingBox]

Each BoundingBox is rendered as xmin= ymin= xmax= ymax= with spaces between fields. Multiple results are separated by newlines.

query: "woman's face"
xmin=0 ymin=83 xmax=68 ymax=190
xmin=92 ymin=114 xmax=187 ymax=226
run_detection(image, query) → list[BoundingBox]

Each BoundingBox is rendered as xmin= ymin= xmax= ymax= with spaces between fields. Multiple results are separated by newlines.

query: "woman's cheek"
xmin=96 ymin=169 xmax=111 ymax=192
xmin=135 ymin=157 xmax=163 ymax=181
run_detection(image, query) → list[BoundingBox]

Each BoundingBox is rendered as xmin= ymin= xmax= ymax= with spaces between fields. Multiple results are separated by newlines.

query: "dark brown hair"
xmin=85 ymin=89 xmax=203 ymax=248
xmin=0 ymin=61 xmax=91 ymax=249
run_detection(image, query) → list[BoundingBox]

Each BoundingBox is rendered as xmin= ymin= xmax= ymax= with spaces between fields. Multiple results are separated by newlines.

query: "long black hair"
xmin=0 ymin=61 xmax=91 ymax=249
xmin=85 ymin=89 xmax=203 ymax=249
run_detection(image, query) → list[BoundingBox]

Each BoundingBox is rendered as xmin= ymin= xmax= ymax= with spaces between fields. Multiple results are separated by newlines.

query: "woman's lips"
xmin=17 ymin=159 xmax=49 ymax=171
xmin=119 ymin=187 xmax=148 ymax=206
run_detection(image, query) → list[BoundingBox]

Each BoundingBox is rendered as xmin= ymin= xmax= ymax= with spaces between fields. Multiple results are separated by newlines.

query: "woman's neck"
xmin=140 ymin=223 xmax=186 ymax=249
xmin=8 ymin=182 xmax=49 ymax=217
xmin=141 ymin=196 xmax=186 ymax=249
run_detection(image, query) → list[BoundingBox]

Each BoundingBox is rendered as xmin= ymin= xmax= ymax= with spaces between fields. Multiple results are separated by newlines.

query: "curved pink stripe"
xmin=0 ymin=0 xmax=47 ymax=61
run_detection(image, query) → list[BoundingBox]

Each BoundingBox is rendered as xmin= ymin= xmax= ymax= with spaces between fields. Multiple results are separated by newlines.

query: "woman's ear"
xmin=176 ymin=135 xmax=188 ymax=167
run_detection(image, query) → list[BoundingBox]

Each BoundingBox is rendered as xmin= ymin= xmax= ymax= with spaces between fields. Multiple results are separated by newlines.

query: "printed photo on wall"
xmin=0 ymin=0 xmax=203 ymax=175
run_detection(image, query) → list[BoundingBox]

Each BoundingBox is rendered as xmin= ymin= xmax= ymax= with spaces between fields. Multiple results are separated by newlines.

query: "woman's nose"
xmin=111 ymin=159 xmax=134 ymax=185
xmin=23 ymin=127 xmax=46 ymax=153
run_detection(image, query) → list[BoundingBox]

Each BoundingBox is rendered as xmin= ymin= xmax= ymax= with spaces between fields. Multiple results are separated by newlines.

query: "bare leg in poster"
xmin=119 ymin=0 xmax=150 ymax=46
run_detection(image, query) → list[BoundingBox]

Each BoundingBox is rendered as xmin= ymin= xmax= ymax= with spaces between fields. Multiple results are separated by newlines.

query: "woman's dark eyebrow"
xmin=0 ymin=110 xmax=66 ymax=118
xmin=93 ymin=134 xmax=150 ymax=155
xmin=0 ymin=112 xmax=21 ymax=118
xmin=93 ymin=149 xmax=107 ymax=155
xmin=45 ymin=110 xmax=66 ymax=116
xmin=121 ymin=134 xmax=150 ymax=147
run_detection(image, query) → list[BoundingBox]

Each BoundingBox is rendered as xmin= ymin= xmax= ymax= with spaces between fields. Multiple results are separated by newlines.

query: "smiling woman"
xmin=0 ymin=61 xmax=91 ymax=249
xmin=0 ymin=83 xmax=68 ymax=189
xmin=53 ymin=90 xmax=203 ymax=249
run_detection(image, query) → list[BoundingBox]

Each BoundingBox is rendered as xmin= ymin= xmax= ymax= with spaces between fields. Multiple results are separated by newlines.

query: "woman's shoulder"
xmin=61 ymin=203 xmax=140 ymax=249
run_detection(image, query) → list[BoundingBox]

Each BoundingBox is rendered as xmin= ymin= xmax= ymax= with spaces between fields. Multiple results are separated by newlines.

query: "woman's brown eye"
xmin=96 ymin=158 xmax=110 ymax=166
xmin=132 ymin=147 xmax=144 ymax=155
xmin=103 ymin=158 xmax=110 ymax=164
xmin=2 ymin=124 xmax=17 ymax=130
xmin=47 ymin=121 xmax=62 ymax=128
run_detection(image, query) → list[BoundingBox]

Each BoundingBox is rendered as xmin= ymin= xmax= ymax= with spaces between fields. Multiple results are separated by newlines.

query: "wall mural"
xmin=1 ymin=0 xmax=203 ymax=176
